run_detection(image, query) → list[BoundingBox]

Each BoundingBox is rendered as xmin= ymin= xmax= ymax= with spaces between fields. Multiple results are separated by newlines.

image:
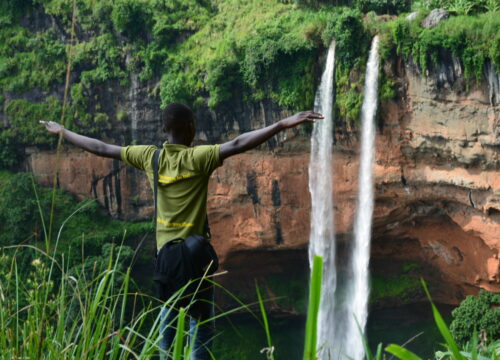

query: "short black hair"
xmin=162 ymin=102 xmax=194 ymax=134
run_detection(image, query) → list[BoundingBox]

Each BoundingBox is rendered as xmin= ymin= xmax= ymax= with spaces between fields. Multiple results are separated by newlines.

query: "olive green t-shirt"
xmin=121 ymin=142 xmax=222 ymax=250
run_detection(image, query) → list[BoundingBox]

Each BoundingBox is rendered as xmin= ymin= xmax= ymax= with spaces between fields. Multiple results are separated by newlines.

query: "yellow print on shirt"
xmin=157 ymin=218 xmax=194 ymax=228
xmin=148 ymin=172 xmax=194 ymax=184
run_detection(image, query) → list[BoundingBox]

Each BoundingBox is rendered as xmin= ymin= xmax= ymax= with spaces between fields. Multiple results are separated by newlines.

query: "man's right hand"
xmin=40 ymin=120 xmax=64 ymax=136
xmin=278 ymin=111 xmax=324 ymax=129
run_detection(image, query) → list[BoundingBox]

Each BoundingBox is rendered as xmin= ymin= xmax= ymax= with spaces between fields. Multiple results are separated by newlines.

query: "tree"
xmin=450 ymin=290 xmax=500 ymax=345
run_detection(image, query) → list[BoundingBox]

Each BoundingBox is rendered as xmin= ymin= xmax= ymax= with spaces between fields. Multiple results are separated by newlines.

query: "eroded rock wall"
xmin=26 ymin=53 xmax=500 ymax=305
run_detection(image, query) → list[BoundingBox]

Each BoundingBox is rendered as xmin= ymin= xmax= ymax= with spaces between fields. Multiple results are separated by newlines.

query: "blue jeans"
xmin=159 ymin=287 xmax=215 ymax=360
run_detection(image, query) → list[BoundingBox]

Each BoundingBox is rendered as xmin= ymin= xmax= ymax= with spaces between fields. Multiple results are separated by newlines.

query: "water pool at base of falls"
xmin=212 ymin=303 xmax=454 ymax=360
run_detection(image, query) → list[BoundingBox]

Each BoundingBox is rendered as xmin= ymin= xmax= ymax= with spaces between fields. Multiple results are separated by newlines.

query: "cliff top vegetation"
xmin=1 ymin=0 xmax=499 ymax=169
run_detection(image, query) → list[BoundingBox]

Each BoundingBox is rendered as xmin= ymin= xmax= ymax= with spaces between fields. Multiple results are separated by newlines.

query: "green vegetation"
xmin=0 ymin=169 xmax=163 ymax=358
xmin=1 ymin=0 xmax=499 ymax=169
xmin=1 ymin=191 xmax=498 ymax=360
xmin=2 ymin=1 xmax=499 ymax=358
xmin=266 ymin=272 xmax=309 ymax=314
xmin=0 ymin=171 xmax=152 ymax=279
xmin=370 ymin=264 xmax=422 ymax=304
xmin=450 ymin=290 xmax=500 ymax=346
xmin=158 ymin=1 xmax=331 ymax=110
xmin=373 ymin=10 xmax=500 ymax=84
xmin=355 ymin=0 xmax=411 ymax=14
xmin=385 ymin=280 xmax=500 ymax=360
xmin=0 ymin=241 xmax=215 ymax=359
xmin=413 ymin=0 xmax=500 ymax=14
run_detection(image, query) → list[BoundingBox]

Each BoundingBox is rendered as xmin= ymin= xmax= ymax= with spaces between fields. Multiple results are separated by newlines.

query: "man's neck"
xmin=166 ymin=134 xmax=190 ymax=146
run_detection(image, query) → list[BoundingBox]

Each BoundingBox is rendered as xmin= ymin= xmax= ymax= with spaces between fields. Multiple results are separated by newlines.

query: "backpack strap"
xmin=152 ymin=149 xmax=161 ymax=228
xmin=204 ymin=215 xmax=211 ymax=239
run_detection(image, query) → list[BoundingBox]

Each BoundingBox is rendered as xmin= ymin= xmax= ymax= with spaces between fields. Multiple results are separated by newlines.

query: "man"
xmin=40 ymin=103 xmax=323 ymax=359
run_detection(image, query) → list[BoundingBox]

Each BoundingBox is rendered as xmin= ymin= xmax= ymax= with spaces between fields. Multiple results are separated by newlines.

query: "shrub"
xmin=159 ymin=69 xmax=195 ymax=109
xmin=379 ymin=76 xmax=397 ymax=100
xmin=76 ymin=34 xmax=127 ymax=87
xmin=206 ymin=56 xmax=242 ymax=108
xmin=0 ymin=0 xmax=32 ymax=24
xmin=0 ymin=26 xmax=66 ymax=93
xmin=2 ymin=98 xmax=60 ymax=152
xmin=111 ymin=0 xmax=150 ymax=40
xmin=450 ymin=289 xmax=500 ymax=345
xmin=116 ymin=109 xmax=128 ymax=122
xmin=322 ymin=7 xmax=370 ymax=68
xmin=151 ymin=0 xmax=214 ymax=46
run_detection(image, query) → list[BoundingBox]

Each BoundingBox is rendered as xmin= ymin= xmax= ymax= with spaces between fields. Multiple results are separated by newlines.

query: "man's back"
xmin=121 ymin=142 xmax=222 ymax=250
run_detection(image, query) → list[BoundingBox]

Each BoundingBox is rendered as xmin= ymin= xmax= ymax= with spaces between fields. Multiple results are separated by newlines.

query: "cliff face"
xmin=26 ymin=53 xmax=499 ymax=305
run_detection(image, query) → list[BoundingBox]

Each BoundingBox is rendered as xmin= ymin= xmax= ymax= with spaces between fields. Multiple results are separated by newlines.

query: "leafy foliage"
xmin=413 ymin=0 xmax=500 ymax=14
xmin=1 ymin=99 xmax=60 ymax=168
xmin=0 ymin=0 xmax=32 ymax=25
xmin=1 ymin=0 xmax=499 ymax=168
xmin=385 ymin=281 xmax=500 ymax=360
xmin=450 ymin=290 xmax=500 ymax=346
xmin=335 ymin=66 xmax=365 ymax=125
xmin=111 ymin=0 xmax=151 ymax=40
xmin=322 ymin=7 xmax=369 ymax=68
xmin=375 ymin=10 xmax=500 ymax=83
xmin=0 ymin=26 xmax=66 ymax=93
xmin=0 ymin=171 xmax=151 ymax=268
xmin=370 ymin=273 xmax=421 ymax=304
xmin=157 ymin=1 xmax=332 ymax=111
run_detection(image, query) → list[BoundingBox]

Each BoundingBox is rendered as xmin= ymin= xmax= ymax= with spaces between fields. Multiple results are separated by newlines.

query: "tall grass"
xmin=0 ymin=242 xmax=168 ymax=359
xmin=0 ymin=181 xmax=293 ymax=360
xmin=3 ymin=218 xmax=499 ymax=360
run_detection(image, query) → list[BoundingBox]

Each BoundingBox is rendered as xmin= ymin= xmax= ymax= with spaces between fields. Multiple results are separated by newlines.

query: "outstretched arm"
xmin=40 ymin=121 xmax=122 ymax=160
xmin=219 ymin=111 xmax=323 ymax=160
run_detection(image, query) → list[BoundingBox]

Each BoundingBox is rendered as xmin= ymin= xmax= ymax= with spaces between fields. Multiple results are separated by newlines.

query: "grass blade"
xmin=375 ymin=343 xmax=383 ymax=360
xmin=355 ymin=316 xmax=373 ymax=360
xmin=256 ymin=281 xmax=275 ymax=360
xmin=385 ymin=344 xmax=423 ymax=360
xmin=303 ymin=255 xmax=323 ymax=360
xmin=172 ymin=307 xmax=186 ymax=360
xmin=470 ymin=329 xmax=478 ymax=360
xmin=421 ymin=279 xmax=466 ymax=360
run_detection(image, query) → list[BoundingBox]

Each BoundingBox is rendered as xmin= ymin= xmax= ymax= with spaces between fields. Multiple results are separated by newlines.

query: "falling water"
xmin=342 ymin=36 xmax=380 ymax=359
xmin=308 ymin=41 xmax=336 ymax=358
xmin=125 ymin=53 xmax=139 ymax=142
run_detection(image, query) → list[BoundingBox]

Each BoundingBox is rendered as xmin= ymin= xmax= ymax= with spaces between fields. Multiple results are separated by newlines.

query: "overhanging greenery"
xmin=1 ymin=0 xmax=498 ymax=169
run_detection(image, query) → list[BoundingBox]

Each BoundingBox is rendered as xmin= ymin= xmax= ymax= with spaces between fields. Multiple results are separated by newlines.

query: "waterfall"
xmin=308 ymin=41 xmax=336 ymax=358
xmin=342 ymin=35 xmax=380 ymax=359
xmin=125 ymin=54 xmax=139 ymax=142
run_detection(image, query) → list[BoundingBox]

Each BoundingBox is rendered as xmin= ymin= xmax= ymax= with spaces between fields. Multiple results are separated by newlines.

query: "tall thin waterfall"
xmin=308 ymin=41 xmax=336 ymax=358
xmin=342 ymin=35 xmax=380 ymax=359
xmin=125 ymin=53 xmax=139 ymax=142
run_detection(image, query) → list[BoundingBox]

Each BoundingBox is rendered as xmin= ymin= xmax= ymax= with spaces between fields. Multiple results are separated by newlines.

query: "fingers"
xmin=309 ymin=112 xmax=324 ymax=119
xmin=39 ymin=120 xmax=59 ymax=127
xmin=303 ymin=111 xmax=324 ymax=119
